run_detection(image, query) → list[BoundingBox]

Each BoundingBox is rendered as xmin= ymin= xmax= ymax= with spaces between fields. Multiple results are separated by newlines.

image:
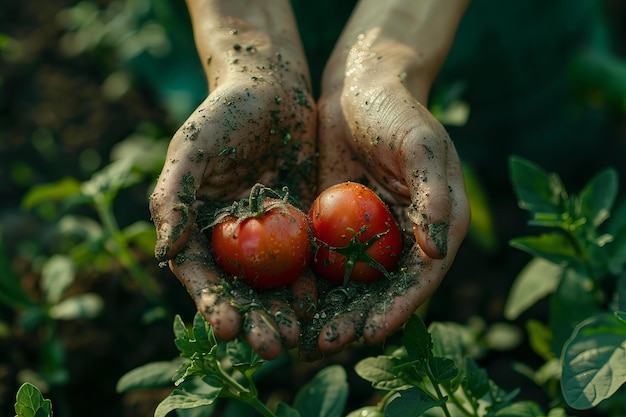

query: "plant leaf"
xmin=428 ymin=357 xmax=458 ymax=384
xmin=354 ymin=356 xmax=408 ymax=390
xmin=462 ymin=357 xmax=490 ymax=400
xmin=510 ymin=234 xmax=578 ymax=266
xmin=508 ymin=156 xmax=566 ymax=216
xmin=21 ymin=177 xmax=82 ymax=210
xmin=154 ymin=384 xmax=222 ymax=417
xmin=504 ymin=257 xmax=563 ymax=320
xmin=579 ymin=168 xmax=618 ymax=228
xmin=525 ymin=319 xmax=554 ymax=361
xmin=492 ymin=401 xmax=546 ymax=417
xmin=41 ymin=254 xmax=76 ymax=304
xmin=48 ymin=292 xmax=104 ymax=320
xmin=294 ymin=365 xmax=348 ymax=417
xmin=116 ymin=359 xmax=186 ymax=393
xmin=402 ymin=315 xmax=433 ymax=361
xmin=275 ymin=402 xmax=302 ymax=417
xmin=561 ymin=312 xmax=626 ymax=409
xmin=14 ymin=383 xmax=52 ymax=417
xmin=549 ymin=266 xmax=598 ymax=354
xmin=384 ymin=387 xmax=445 ymax=417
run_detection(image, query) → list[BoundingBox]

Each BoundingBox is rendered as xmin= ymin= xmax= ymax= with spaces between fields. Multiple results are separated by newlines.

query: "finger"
xmin=169 ymin=227 xmax=242 ymax=342
xmin=262 ymin=295 xmax=301 ymax=350
xmin=363 ymin=176 xmax=469 ymax=344
xmin=288 ymin=272 xmax=318 ymax=322
xmin=243 ymin=309 xmax=283 ymax=360
xmin=149 ymin=110 xmax=211 ymax=262
xmin=317 ymin=309 xmax=365 ymax=354
xmin=403 ymin=105 xmax=456 ymax=259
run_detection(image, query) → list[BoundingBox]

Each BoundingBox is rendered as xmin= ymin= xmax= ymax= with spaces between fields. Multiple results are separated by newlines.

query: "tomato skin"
xmin=211 ymin=200 xmax=312 ymax=290
xmin=309 ymin=182 xmax=403 ymax=283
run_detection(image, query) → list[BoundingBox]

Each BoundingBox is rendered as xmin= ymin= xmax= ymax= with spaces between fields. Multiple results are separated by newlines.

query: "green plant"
xmin=21 ymin=132 xmax=168 ymax=312
xmin=117 ymin=311 xmax=349 ymax=417
xmin=14 ymin=382 xmax=53 ymax=417
xmin=504 ymin=156 xmax=626 ymax=414
xmin=118 ymin=311 xmax=553 ymax=417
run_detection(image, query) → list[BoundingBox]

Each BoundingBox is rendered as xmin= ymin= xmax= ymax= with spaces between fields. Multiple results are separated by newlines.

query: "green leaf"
xmin=510 ymin=234 xmax=578 ymax=266
xmin=384 ymin=387 xmax=445 ymax=417
xmin=226 ymin=337 xmax=264 ymax=371
xmin=462 ymin=357 xmax=490 ymax=400
xmin=429 ymin=321 xmax=473 ymax=363
xmin=14 ymin=382 xmax=53 ymax=417
xmin=40 ymin=254 xmax=76 ymax=304
xmin=549 ymin=266 xmax=598 ymax=354
xmin=525 ymin=319 xmax=554 ymax=361
xmin=48 ymin=292 xmax=104 ymax=320
xmin=463 ymin=164 xmax=498 ymax=253
xmin=275 ymin=402 xmax=302 ymax=417
xmin=294 ymin=365 xmax=348 ymax=417
xmin=192 ymin=311 xmax=215 ymax=352
xmin=354 ymin=356 xmax=408 ymax=390
xmin=508 ymin=156 xmax=566 ymax=216
xmin=116 ymin=359 xmax=186 ymax=393
xmin=492 ymin=401 xmax=545 ymax=417
xmin=173 ymin=314 xmax=189 ymax=340
xmin=402 ymin=315 xmax=433 ymax=361
xmin=428 ymin=357 xmax=458 ymax=384
xmin=154 ymin=384 xmax=222 ymax=417
xmin=504 ymin=258 xmax=563 ymax=320
xmin=345 ymin=406 xmax=384 ymax=417
xmin=579 ymin=168 xmax=618 ymax=228
xmin=21 ymin=177 xmax=82 ymax=210
xmin=561 ymin=312 xmax=626 ymax=409
xmin=81 ymin=159 xmax=141 ymax=200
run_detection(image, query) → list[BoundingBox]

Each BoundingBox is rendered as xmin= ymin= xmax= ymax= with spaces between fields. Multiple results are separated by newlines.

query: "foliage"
xmin=117 ymin=312 xmax=349 ymax=417
xmin=505 ymin=156 xmax=626 ymax=413
xmin=14 ymin=382 xmax=53 ymax=417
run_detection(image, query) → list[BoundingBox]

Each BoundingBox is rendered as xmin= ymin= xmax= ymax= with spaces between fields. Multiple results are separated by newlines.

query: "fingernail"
xmin=428 ymin=222 xmax=449 ymax=258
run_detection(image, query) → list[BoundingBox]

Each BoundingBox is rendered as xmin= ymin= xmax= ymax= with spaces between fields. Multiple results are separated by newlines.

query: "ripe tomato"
xmin=309 ymin=182 xmax=403 ymax=284
xmin=211 ymin=198 xmax=312 ymax=290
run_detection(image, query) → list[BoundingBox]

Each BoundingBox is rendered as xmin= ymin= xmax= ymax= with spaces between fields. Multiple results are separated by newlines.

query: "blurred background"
xmin=1 ymin=0 xmax=625 ymax=415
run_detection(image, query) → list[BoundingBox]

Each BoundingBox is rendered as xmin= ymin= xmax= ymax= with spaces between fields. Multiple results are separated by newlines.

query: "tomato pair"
xmin=210 ymin=182 xmax=403 ymax=290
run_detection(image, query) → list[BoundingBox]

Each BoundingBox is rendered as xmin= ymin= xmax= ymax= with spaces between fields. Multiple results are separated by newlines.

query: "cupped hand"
xmin=149 ymin=51 xmax=317 ymax=359
xmin=304 ymin=34 xmax=471 ymax=359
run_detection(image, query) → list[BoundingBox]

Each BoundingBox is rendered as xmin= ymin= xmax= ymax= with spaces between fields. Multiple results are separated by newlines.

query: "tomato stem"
xmin=318 ymin=224 xmax=394 ymax=286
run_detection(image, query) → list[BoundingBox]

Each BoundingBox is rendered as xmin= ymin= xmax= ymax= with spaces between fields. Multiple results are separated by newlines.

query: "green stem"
xmin=445 ymin=388 xmax=476 ymax=417
xmin=94 ymin=194 xmax=165 ymax=308
xmin=214 ymin=361 xmax=276 ymax=417
xmin=426 ymin=368 xmax=452 ymax=417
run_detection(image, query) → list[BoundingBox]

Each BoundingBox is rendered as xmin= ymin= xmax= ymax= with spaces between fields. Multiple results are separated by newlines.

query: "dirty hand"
xmin=305 ymin=12 xmax=471 ymax=358
xmin=149 ymin=0 xmax=317 ymax=360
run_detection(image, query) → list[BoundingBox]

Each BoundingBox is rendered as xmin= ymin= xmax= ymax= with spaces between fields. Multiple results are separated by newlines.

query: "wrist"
xmin=186 ymin=0 xmax=309 ymax=89
xmin=322 ymin=0 xmax=469 ymax=102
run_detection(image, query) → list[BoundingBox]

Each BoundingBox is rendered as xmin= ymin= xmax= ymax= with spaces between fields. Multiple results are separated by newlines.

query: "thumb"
xmin=403 ymin=110 xmax=454 ymax=259
xmin=149 ymin=125 xmax=204 ymax=262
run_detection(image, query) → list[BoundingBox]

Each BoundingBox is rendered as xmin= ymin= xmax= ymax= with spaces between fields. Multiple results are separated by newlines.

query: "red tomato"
xmin=211 ymin=199 xmax=312 ymax=290
xmin=309 ymin=182 xmax=403 ymax=284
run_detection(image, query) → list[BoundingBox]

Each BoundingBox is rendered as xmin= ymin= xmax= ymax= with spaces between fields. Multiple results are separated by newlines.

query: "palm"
xmin=307 ymin=75 xmax=470 ymax=357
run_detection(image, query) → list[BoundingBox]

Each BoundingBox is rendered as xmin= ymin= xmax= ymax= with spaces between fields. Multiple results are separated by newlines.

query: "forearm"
xmin=324 ymin=0 xmax=470 ymax=102
xmin=185 ymin=0 xmax=308 ymax=89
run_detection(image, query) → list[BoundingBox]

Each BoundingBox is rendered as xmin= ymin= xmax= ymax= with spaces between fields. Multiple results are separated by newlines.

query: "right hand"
xmin=149 ymin=48 xmax=317 ymax=359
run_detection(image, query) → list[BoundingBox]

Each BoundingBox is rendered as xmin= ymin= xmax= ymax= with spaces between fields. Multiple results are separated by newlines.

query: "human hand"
xmin=149 ymin=1 xmax=317 ymax=360
xmin=302 ymin=27 xmax=470 ymax=359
